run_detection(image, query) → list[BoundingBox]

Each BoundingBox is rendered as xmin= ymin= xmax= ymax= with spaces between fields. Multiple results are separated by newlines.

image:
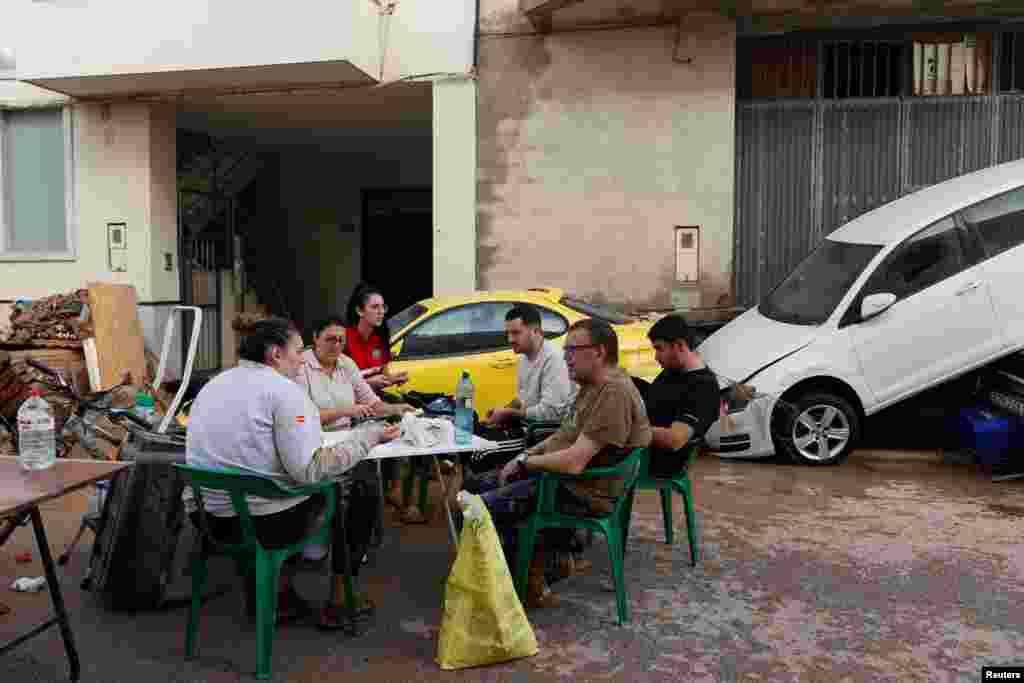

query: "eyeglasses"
xmin=321 ymin=336 xmax=345 ymax=345
xmin=563 ymin=344 xmax=599 ymax=357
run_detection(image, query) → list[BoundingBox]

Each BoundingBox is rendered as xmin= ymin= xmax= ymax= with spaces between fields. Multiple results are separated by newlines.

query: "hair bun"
xmin=232 ymin=312 xmax=268 ymax=335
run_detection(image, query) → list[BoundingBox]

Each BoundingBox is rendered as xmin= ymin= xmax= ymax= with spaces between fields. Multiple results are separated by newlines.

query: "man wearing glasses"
xmin=463 ymin=318 xmax=651 ymax=608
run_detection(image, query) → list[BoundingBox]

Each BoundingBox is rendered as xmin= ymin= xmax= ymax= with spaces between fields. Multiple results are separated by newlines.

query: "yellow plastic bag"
xmin=436 ymin=492 xmax=539 ymax=670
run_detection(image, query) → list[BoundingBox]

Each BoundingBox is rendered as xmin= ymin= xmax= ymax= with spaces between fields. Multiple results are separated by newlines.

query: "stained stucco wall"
xmin=0 ymin=101 xmax=179 ymax=303
xmin=477 ymin=8 xmax=736 ymax=311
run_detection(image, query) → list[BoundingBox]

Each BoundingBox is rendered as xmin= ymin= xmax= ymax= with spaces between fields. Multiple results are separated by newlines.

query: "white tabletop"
xmin=365 ymin=435 xmax=498 ymax=461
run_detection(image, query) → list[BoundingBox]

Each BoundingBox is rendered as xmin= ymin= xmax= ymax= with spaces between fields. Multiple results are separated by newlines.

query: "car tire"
xmin=773 ymin=391 xmax=860 ymax=466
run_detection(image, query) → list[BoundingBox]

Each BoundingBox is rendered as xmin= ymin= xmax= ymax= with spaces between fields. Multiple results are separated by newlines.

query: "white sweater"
xmin=517 ymin=340 xmax=576 ymax=422
xmin=185 ymin=361 xmax=377 ymax=517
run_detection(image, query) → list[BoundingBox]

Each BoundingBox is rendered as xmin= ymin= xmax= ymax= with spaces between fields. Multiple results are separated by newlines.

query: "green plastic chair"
xmin=175 ymin=464 xmax=347 ymax=681
xmin=513 ymin=448 xmax=647 ymax=626
xmin=633 ymin=441 xmax=701 ymax=566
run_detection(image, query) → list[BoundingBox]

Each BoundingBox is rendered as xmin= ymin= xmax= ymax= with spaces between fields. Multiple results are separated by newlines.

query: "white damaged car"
xmin=702 ymin=158 xmax=1024 ymax=465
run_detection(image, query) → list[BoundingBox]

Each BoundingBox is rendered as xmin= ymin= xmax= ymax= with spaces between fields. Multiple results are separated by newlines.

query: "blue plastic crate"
xmin=951 ymin=407 xmax=1024 ymax=467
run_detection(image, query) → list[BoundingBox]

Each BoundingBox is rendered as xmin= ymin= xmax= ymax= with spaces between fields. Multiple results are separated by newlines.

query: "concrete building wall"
xmin=149 ymin=106 xmax=179 ymax=302
xmin=433 ymin=77 xmax=478 ymax=297
xmin=477 ymin=3 xmax=736 ymax=311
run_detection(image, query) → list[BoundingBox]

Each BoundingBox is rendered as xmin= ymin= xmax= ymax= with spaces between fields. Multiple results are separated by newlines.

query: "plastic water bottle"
xmin=454 ymin=371 xmax=474 ymax=446
xmin=17 ymin=389 xmax=56 ymax=470
xmin=134 ymin=392 xmax=157 ymax=426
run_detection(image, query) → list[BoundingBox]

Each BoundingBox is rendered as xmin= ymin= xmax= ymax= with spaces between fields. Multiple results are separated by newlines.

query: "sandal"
xmin=400 ymin=505 xmax=428 ymax=525
xmin=316 ymin=597 xmax=376 ymax=631
xmin=386 ymin=489 xmax=406 ymax=509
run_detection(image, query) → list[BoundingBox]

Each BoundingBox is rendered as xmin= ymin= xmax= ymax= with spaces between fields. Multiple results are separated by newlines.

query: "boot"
xmin=525 ymin=550 xmax=560 ymax=609
xmin=553 ymin=552 xmax=593 ymax=582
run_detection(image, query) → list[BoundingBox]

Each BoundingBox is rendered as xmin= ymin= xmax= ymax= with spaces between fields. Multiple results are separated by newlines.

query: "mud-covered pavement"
xmin=2 ymin=449 xmax=1023 ymax=682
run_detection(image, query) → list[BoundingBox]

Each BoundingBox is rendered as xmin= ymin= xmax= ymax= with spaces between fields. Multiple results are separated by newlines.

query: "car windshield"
xmin=386 ymin=303 xmax=428 ymax=336
xmin=759 ymin=239 xmax=882 ymax=326
xmin=560 ymin=297 xmax=635 ymax=325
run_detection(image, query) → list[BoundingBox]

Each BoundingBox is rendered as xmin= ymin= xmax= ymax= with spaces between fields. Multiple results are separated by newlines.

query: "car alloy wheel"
xmin=792 ymin=403 xmax=851 ymax=462
xmin=775 ymin=391 xmax=860 ymax=465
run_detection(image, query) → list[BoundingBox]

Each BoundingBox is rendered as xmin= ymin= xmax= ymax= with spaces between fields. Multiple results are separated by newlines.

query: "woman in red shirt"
xmin=344 ymin=283 xmax=429 ymax=523
xmin=344 ymin=283 xmax=408 ymax=390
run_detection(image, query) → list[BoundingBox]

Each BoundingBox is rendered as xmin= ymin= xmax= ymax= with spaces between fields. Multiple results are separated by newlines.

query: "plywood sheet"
xmin=87 ymin=282 xmax=147 ymax=391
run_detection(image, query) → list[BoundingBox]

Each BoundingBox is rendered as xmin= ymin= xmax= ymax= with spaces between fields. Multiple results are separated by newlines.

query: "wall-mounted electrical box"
xmin=675 ymin=225 xmax=700 ymax=284
xmin=107 ymin=222 xmax=127 ymax=272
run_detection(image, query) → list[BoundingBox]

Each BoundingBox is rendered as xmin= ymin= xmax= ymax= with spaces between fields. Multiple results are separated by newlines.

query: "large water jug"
xmin=18 ymin=388 xmax=56 ymax=470
xmin=454 ymin=371 xmax=475 ymax=446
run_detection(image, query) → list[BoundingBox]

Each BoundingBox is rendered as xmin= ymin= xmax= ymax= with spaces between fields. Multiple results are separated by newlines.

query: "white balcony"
xmin=2 ymin=0 xmax=475 ymax=97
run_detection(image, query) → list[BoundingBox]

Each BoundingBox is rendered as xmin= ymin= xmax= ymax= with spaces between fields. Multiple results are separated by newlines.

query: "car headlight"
xmin=722 ymin=383 xmax=757 ymax=414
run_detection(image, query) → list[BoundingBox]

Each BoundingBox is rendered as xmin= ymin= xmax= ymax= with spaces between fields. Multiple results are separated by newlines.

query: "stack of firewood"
xmin=1 ymin=290 xmax=92 ymax=347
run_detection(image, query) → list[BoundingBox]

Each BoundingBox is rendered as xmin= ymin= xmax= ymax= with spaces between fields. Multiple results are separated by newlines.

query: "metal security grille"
xmin=734 ymin=28 xmax=1024 ymax=307
xmin=735 ymin=93 xmax=1024 ymax=306
xmin=178 ymin=189 xmax=229 ymax=373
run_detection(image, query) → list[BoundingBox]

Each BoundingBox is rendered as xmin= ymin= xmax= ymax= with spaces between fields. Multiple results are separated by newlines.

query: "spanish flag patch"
xmin=296 ymin=415 xmax=306 ymax=424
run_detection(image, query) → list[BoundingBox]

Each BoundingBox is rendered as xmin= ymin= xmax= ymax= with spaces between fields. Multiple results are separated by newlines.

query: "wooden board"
xmin=87 ymin=282 xmax=147 ymax=391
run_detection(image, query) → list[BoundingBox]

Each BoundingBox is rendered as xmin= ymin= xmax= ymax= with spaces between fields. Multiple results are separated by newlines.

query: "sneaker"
xmin=303 ymin=542 xmax=328 ymax=562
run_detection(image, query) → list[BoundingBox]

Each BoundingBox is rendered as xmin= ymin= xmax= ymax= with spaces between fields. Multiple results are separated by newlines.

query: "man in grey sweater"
xmin=486 ymin=304 xmax=575 ymax=426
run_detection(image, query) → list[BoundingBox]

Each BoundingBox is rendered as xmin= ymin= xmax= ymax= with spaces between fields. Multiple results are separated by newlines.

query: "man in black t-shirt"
xmin=640 ymin=314 xmax=721 ymax=479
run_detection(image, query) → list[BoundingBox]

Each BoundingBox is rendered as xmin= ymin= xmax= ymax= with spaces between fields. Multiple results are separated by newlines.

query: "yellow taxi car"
xmin=383 ymin=287 xmax=660 ymax=417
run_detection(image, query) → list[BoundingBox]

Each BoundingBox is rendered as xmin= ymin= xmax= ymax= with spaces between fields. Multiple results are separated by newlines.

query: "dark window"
xmin=398 ymin=303 xmax=513 ymax=359
xmin=959 ymin=186 xmax=1024 ymax=258
xmin=760 ymin=239 xmax=882 ymax=326
xmin=1000 ymin=32 xmax=1024 ymax=92
xmin=559 ymin=297 xmax=634 ymax=325
xmin=957 ymin=218 xmax=988 ymax=267
xmin=387 ymin=303 xmax=428 ymax=336
xmin=739 ymin=38 xmax=817 ymax=99
xmin=862 ymin=217 xmax=964 ymax=302
xmin=537 ymin=307 xmax=569 ymax=339
xmin=823 ymin=41 xmax=905 ymax=99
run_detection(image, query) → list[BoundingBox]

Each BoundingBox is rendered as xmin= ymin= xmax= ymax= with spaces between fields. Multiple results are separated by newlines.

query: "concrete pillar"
xmin=432 ymin=76 xmax=477 ymax=296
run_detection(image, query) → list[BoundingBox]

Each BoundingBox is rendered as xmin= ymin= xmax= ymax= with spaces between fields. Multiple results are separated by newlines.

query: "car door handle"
xmin=956 ymin=281 xmax=981 ymax=296
xmin=490 ymin=360 xmax=517 ymax=369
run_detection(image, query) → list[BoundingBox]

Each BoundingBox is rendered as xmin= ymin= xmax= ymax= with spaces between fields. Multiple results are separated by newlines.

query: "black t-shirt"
xmin=640 ymin=366 xmax=720 ymax=478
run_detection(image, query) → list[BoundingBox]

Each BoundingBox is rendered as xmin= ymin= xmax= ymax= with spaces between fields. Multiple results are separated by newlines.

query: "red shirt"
xmin=345 ymin=326 xmax=390 ymax=370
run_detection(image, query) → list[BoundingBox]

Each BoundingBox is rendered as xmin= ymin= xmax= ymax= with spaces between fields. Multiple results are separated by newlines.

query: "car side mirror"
xmin=391 ymin=339 xmax=404 ymax=359
xmin=860 ymin=292 xmax=897 ymax=322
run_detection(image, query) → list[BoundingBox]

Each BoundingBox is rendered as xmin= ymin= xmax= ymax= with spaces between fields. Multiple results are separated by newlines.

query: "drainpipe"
xmin=473 ymin=0 xmax=480 ymax=70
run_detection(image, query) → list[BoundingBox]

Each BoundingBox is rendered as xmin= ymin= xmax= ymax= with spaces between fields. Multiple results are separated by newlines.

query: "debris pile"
xmin=0 ymin=350 xmax=79 ymax=447
xmin=1 ymin=290 xmax=92 ymax=347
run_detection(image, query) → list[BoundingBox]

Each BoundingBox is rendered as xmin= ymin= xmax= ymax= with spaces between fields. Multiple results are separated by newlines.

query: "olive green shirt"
xmin=540 ymin=368 xmax=651 ymax=514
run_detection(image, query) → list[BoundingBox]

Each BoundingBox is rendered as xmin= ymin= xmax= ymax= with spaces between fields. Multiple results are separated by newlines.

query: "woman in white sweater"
xmin=186 ymin=314 xmax=399 ymax=630
xmin=296 ymin=316 xmax=414 ymax=431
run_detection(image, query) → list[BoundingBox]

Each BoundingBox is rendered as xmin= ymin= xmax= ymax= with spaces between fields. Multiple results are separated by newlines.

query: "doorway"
xmin=361 ymin=188 xmax=433 ymax=315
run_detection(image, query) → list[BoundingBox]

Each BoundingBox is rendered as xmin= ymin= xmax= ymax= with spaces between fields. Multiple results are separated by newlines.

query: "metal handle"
xmin=155 ymin=306 xmax=202 ymax=434
xmin=956 ymin=281 xmax=981 ymax=296
xmin=490 ymin=361 xmax=516 ymax=369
